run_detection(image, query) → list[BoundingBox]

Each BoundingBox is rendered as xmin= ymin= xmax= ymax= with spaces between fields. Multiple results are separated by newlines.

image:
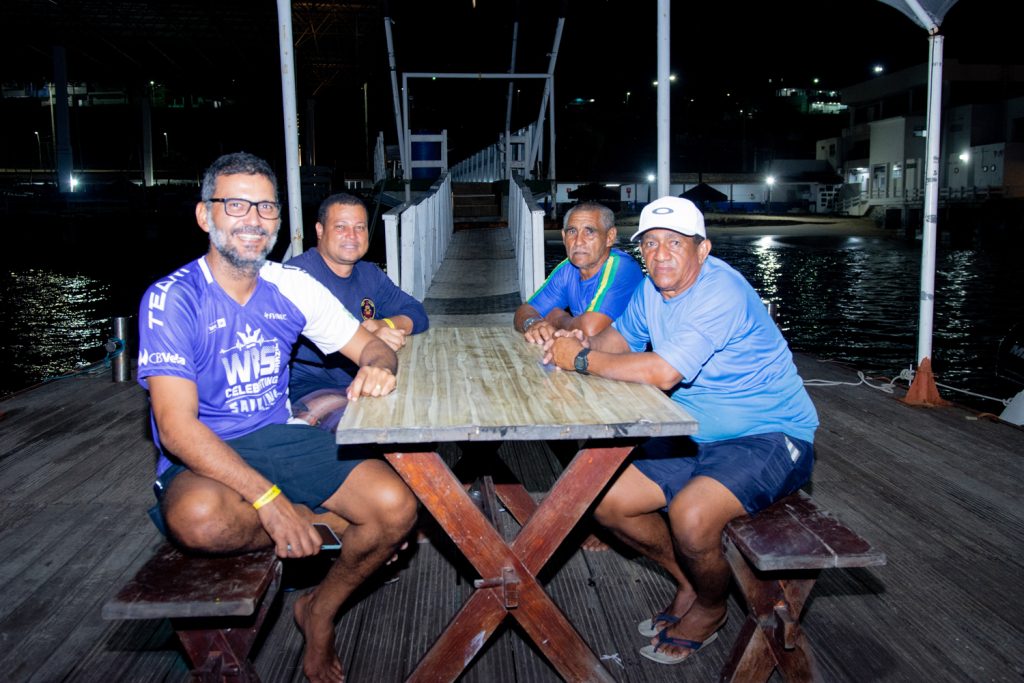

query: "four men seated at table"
xmin=287 ymin=192 xmax=429 ymax=431
xmin=544 ymin=196 xmax=818 ymax=665
xmin=138 ymin=152 xmax=417 ymax=683
xmin=142 ymin=151 xmax=815 ymax=677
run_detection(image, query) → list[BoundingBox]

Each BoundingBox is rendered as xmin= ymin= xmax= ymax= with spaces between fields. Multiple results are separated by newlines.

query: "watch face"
xmin=574 ymin=348 xmax=590 ymax=374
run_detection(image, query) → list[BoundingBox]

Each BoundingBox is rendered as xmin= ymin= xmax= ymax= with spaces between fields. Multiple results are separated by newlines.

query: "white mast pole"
xmin=656 ymin=0 xmax=670 ymax=198
xmin=276 ymin=0 xmax=303 ymax=260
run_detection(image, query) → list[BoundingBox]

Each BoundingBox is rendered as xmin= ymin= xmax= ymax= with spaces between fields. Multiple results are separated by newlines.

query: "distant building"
xmin=816 ymin=59 xmax=1024 ymax=225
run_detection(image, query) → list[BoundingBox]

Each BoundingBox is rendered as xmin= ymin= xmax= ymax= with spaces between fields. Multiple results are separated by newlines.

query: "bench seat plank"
xmin=725 ymin=492 xmax=886 ymax=571
xmin=102 ymin=543 xmax=280 ymax=620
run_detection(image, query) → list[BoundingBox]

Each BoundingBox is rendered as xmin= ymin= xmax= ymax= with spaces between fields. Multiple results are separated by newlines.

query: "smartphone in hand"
xmin=313 ymin=523 xmax=342 ymax=550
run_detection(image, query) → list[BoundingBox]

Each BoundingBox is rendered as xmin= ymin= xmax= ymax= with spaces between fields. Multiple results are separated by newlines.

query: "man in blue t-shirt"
xmin=287 ymin=193 xmax=429 ymax=431
xmin=513 ymin=201 xmax=643 ymax=344
xmin=544 ymin=196 xmax=818 ymax=666
xmin=137 ymin=153 xmax=416 ymax=683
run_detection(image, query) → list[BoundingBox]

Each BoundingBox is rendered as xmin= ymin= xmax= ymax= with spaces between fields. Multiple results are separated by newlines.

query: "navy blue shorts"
xmin=149 ymin=423 xmax=370 ymax=536
xmin=631 ymin=432 xmax=814 ymax=514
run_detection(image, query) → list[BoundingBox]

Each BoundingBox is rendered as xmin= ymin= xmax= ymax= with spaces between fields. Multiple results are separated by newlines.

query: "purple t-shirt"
xmin=137 ymin=256 xmax=361 ymax=474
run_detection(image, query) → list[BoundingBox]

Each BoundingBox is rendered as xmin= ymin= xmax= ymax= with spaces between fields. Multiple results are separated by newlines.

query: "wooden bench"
xmin=102 ymin=542 xmax=282 ymax=683
xmin=720 ymin=491 xmax=886 ymax=683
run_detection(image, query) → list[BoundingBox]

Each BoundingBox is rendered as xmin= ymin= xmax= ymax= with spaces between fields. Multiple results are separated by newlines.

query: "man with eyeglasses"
xmin=513 ymin=200 xmax=643 ymax=344
xmin=543 ymin=196 xmax=818 ymax=667
xmin=137 ymin=152 xmax=416 ymax=683
xmin=287 ymin=192 xmax=429 ymax=431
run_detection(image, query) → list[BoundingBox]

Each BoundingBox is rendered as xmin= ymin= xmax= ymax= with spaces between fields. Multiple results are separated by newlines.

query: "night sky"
xmin=1 ymin=0 xmax=1020 ymax=178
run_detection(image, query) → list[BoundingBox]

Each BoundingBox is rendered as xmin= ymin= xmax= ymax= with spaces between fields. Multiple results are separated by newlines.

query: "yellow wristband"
xmin=252 ymin=484 xmax=281 ymax=510
xmin=382 ymin=317 xmax=396 ymax=329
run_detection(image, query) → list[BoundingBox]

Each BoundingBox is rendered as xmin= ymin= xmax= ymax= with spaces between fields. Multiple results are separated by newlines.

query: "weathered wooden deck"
xmin=2 ymin=227 xmax=1023 ymax=682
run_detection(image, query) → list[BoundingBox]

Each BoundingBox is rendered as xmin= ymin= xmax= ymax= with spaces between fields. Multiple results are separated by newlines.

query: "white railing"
xmin=383 ymin=172 xmax=453 ymax=300
xmin=450 ymin=125 xmax=534 ymax=183
xmin=836 ymin=185 xmax=1008 ymax=215
xmin=451 ymin=144 xmax=503 ymax=182
xmin=508 ymin=174 xmax=545 ymax=301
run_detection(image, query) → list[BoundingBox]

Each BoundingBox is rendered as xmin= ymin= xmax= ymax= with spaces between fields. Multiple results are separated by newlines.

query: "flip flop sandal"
xmin=639 ymin=627 xmax=720 ymax=665
xmin=637 ymin=612 xmax=680 ymax=637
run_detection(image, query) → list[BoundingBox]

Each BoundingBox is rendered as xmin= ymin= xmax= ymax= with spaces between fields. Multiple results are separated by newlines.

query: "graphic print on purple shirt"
xmin=138 ymin=257 xmax=360 ymax=474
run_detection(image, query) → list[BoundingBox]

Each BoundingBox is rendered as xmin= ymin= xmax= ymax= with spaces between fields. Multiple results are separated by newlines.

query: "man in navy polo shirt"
xmin=287 ymin=193 xmax=428 ymax=431
xmin=544 ymin=196 xmax=818 ymax=666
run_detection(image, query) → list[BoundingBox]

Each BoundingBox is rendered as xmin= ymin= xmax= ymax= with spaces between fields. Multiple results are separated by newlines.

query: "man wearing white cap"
xmin=544 ymin=196 xmax=818 ymax=666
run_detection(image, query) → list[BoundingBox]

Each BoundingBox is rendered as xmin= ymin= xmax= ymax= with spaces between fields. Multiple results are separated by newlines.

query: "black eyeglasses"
xmin=209 ymin=197 xmax=281 ymax=219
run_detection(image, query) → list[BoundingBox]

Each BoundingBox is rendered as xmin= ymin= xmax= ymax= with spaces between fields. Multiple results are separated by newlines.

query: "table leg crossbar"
xmin=386 ymin=446 xmax=633 ymax=683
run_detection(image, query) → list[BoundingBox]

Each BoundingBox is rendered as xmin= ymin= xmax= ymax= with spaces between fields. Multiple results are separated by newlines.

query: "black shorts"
xmin=149 ymin=423 xmax=369 ymax=536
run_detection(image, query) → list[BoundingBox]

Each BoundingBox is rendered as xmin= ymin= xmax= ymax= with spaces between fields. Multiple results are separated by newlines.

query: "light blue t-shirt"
xmin=614 ymin=255 xmax=818 ymax=444
xmin=528 ymin=248 xmax=644 ymax=320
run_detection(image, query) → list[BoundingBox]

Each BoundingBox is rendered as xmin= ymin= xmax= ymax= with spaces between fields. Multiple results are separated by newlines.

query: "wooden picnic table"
xmin=337 ymin=326 xmax=697 ymax=682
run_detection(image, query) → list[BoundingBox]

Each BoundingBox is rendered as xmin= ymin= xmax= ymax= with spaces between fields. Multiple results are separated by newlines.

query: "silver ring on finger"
xmin=287 ymin=544 xmax=293 ymax=552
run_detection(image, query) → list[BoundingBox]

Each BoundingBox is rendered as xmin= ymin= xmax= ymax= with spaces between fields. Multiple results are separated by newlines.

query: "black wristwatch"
xmin=522 ymin=316 xmax=542 ymax=332
xmin=574 ymin=347 xmax=591 ymax=375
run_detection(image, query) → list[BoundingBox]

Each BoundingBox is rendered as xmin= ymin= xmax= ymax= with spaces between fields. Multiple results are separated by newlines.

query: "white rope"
xmin=803 ymin=370 xmax=903 ymax=394
xmin=803 ymin=365 xmax=1011 ymax=406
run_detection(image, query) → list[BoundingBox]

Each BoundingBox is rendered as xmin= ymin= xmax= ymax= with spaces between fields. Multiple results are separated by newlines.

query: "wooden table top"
xmin=336 ymin=326 xmax=697 ymax=445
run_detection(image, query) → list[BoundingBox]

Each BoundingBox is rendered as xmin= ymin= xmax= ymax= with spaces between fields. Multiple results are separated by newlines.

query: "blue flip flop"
xmin=637 ymin=612 xmax=680 ymax=637
xmin=639 ymin=625 xmax=721 ymax=664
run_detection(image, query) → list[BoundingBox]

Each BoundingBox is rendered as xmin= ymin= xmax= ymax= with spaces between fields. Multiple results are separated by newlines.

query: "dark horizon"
xmin=1 ymin=0 xmax=1021 ymax=180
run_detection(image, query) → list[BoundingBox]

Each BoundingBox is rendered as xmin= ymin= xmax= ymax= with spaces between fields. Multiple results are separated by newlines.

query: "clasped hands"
xmin=542 ymin=329 xmax=591 ymax=370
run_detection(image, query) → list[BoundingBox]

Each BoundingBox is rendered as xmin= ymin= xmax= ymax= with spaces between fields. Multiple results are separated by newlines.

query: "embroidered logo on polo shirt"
xmin=360 ymin=298 xmax=376 ymax=320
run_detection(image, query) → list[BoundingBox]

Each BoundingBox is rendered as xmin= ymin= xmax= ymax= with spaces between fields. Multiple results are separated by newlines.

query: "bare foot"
xmin=581 ymin=533 xmax=610 ymax=552
xmin=294 ymin=592 xmax=344 ymax=683
xmin=651 ymin=603 xmax=727 ymax=658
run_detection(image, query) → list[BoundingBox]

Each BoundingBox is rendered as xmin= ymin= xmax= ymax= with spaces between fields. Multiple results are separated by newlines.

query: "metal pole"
xmin=505 ymin=16 xmax=519 ymax=133
xmin=549 ymin=75 xmax=557 ymax=218
xmin=276 ymin=0 xmax=304 ymax=259
xmin=383 ymin=7 xmax=407 ymax=174
xmin=53 ymin=46 xmax=74 ymax=193
xmin=656 ymin=0 xmax=670 ymax=198
xmin=402 ymin=73 xmax=411 ymax=204
xmin=917 ymin=33 xmax=943 ymax=365
xmin=528 ymin=18 xmax=565 ymax=173
xmin=111 ymin=316 xmax=131 ymax=382
xmin=141 ymin=87 xmax=154 ymax=187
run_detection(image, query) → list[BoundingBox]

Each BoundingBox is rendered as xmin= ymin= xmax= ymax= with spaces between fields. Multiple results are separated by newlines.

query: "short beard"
xmin=210 ymin=223 xmax=278 ymax=276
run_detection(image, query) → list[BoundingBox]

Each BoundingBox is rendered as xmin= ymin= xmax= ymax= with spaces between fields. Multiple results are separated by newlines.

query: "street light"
xmin=646 ymin=173 xmax=656 ymax=203
xmin=765 ymin=175 xmax=775 ymax=212
xmin=34 ymin=131 xmax=42 ymax=169
xmin=163 ymin=131 xmax=169 ymax=157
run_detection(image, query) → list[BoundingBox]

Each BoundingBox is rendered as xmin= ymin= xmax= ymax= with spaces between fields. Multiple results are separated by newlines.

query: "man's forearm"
xmin=358 ymin=337 xmax=399 ymax=373
xmin=515 ymin=304 xmax=542 ymax=333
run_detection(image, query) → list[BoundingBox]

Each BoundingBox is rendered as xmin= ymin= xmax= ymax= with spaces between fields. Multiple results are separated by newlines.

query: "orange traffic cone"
xmin=901 ymin=357 xmax=949 ymax=407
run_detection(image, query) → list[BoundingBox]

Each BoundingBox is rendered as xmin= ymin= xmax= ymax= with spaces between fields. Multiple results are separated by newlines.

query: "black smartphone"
xmin=313 ymin=523 xmax=342 ymax=550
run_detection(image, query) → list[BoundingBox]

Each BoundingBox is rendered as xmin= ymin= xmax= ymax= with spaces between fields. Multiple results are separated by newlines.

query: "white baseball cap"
xmin=631 ymin=196 xmax=706 ymax=241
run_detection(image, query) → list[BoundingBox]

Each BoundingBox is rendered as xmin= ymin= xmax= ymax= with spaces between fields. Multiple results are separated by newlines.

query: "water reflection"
xmin=0 ymin=269 xmax=112 ymax=395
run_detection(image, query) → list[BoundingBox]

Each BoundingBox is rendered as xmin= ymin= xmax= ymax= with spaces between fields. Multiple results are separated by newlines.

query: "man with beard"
xmin=543 ymin=196 xmax=817 ymax=666
xmin=288 ymin=193 xmax=428 ymax=431
xmin=513 ymin=201 xmax=643 ymax=344
xmin=137 ymin=152 xmax=417 ymax=683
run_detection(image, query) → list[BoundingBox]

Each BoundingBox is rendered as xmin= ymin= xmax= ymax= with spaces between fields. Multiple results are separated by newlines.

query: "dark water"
xmin=2 ymin=228 xmax=1023 ymax=413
